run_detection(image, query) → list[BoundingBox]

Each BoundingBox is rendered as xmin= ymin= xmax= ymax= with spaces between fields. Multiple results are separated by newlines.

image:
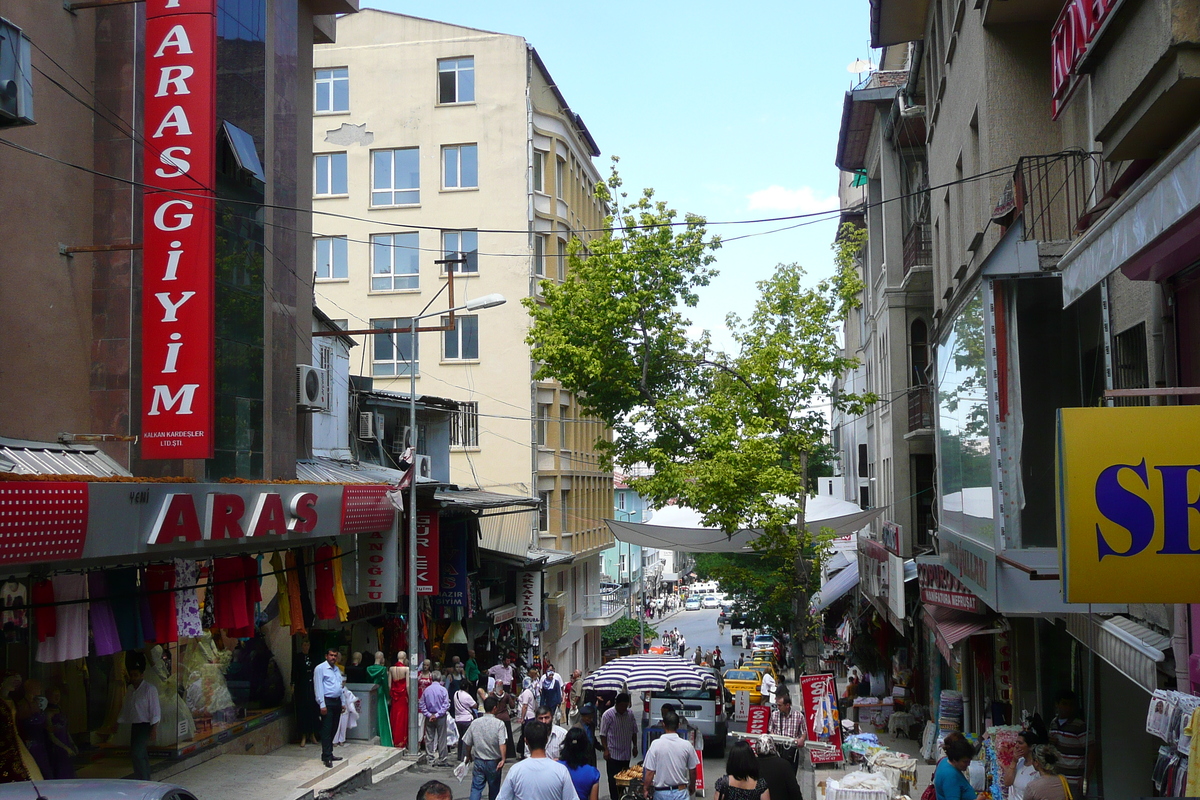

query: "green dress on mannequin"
xmin=365 ymin=654 xmax=393 ymax=747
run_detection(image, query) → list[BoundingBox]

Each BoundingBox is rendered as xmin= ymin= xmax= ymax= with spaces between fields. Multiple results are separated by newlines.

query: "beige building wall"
xmin=313 ymin=10 xmax=612 ymax=669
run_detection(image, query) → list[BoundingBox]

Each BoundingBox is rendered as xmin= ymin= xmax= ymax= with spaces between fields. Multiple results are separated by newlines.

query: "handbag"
xmin=1058 ymin=775 xmax=1074 ymax=800
xmin=921 ymin=758 xmax=944 ymax=800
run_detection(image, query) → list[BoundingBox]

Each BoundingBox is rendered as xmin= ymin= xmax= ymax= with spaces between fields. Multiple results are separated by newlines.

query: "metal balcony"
xmin=582 ymin=592 xmax=626 ymax=626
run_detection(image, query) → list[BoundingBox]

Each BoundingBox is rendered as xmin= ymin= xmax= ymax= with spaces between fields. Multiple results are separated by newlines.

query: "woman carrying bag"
xmin=1022 ymin=745 xmax=1073 ymax=800
xmin=452 ymin=679 xmax=478 ymax=761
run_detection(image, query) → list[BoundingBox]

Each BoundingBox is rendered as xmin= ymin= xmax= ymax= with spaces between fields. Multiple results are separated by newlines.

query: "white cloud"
xmin=746 ymin=185 xmax=840 ymax=213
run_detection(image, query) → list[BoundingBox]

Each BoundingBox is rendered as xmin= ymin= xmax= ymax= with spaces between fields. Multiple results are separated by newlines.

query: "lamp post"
xmin=404 ymin=280 xmax=505 ymax=756
xmin=617 ymin=508 xmax=645 ymax=653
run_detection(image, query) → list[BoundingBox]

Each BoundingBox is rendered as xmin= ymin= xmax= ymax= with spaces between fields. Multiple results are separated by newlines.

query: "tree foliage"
xmin=601 ymin=616 xmax=658 ymax=650
xmin=526 ymin=167 xmax=874 ymax=666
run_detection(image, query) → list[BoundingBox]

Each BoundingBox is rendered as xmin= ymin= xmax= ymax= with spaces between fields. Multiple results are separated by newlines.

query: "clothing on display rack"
xmin=87 ymin=572 xmax=123 ymax=657
xmin=2 ymin=578 xmax=28 ymax=633
xmin=314 ymin=544 xmax=338 ymax=621
xmin=31 ymin=579 xmax=55 ymax=642
xmin=36 ymin=574 xmax=89 ymax=663
xmin=145 ymin=563 xmax=178 ymax=643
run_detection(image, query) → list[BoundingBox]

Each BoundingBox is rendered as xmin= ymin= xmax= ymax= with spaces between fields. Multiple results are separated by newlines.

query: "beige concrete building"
xmin=312 ymin=10 xmax=615 ymax=674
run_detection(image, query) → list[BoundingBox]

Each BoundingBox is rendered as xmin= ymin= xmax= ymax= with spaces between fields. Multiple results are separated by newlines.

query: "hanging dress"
xmin=145 ymin=563 xmax=178 ymax=643
xmin=87 ymin=572 xmax=123 ymax=657
xmin=293 ymin=650 xmax=322 ymax=739
xmin=366 ymin=663 xmax=393 ymax=747
xmin=284 ymin=551 xmax=307 ymax=636
xmin=175 ymin=559 xmax=204 ymax=639
xmin=313 ymin=544 xmax=338 ymax=621
xmin=389 ymin=668 xmax=409 ymax=749
xmin=37 ymin=574 xmax=89 ymax=663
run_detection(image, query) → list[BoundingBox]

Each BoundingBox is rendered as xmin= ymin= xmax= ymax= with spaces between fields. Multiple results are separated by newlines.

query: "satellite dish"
xmin=847 ymin=59 xmax=877 ymax=73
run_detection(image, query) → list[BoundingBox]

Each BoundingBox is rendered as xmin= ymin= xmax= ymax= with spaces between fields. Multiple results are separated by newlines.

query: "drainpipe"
xmin=1174 ymin=604 xmax=1191 ymax=690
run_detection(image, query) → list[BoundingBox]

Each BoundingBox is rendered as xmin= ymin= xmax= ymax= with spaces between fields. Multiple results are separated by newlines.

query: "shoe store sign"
xmin=1050 ymin=0 xmax=1120 ymax=118
xmin=1058 ymin=406 xmax=1200 ymax=602
xmin=142 ymin=0 xmax=217 ymax=459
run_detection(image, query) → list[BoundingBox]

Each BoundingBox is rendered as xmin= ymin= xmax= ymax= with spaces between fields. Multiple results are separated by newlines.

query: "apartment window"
xmin=443 ymin=144 xmax=478 ymax=189
xmin=536 ymin=403 xmax=551 ymax=447
xmin=534 ymin=235 xmax=547 ymax=277
xmin=451 ymin=401 xmax=479 ymax=447
xmin=538 ymin=491 xmax=550 ymax=531
xmin=858 ymin=443 xmax=868 ymax=478
xmin=371 ymin=233 xmax=419 ymax=291
xmin=437 ymin=56 xmax=474 ymax=104
xmin=556 ymin=238 xmax=567 ymax=281
xmin=560 ymin=489 xmax=571 ymax=534
xmin=314 ymin=152 xmax=347 ymax=196
xmin=1113 ymin=322 xmax=1150 ymax=407
xmin=314 ymin=236 xmax=348 ymax=280
xmin=442 ymin=314 xmax=479 ymax=361
xmin=314 ymin=67 xmax=349 ymax=113
xmin=616 ymin=491 xmax=626 ymax=511
xmin=441 ymin=230 xmax=479 ymax=273
xmin=371 ymin=317 xmax=417 ymax=377
xmin=533 ymin=151 xmax=546 ymax=193
xmin=556 ymin=156 xmax=566 ymax=198
xmin=559 ymin=405 xmax=568 ymax=449
xmin=372 ymin=148 xmax=419 ymax=206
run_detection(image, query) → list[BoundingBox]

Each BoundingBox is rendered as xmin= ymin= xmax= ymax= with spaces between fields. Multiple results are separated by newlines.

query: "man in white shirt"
xmin=118 ymin=663 xmax=161 ymax=780
xmin=760 ymin=671 xmax=777 ymax=707
xmin=488 ymin=656 xmax=515 ymax=692
xmin=523 ymin=706 xmax=568 ymax=760
xmin=313 ymin=646 xmax=345 ymax=768
xmin=496 ymin=721 xmax=575 ymax=800
xmin=516 ymin=681 xmax=537 ymax=758
xmin=642 ymin=709 xmax=698 ymax=800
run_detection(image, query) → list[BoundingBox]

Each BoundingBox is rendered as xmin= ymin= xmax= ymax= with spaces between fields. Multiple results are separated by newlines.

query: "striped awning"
xmin=582 ymin=654 xmax=719 ymax=693
xmin=1064 ymin=614 xmax=1170 ymax=694
xmin=921 ymin=604 xmax=1001 ymax=667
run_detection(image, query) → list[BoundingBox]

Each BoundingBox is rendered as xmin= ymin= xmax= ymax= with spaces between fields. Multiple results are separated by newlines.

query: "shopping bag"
xmin=447 ymin=719 xmax=460 ymax=748
xmin=454 ymin=759 xmax=470 ymax=783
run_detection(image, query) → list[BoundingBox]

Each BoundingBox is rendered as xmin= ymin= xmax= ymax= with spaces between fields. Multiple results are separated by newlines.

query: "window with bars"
xmin=1112 ymin=322 xmax=1150 ymax=406
xmin=451 ymin=401 xmax=479 ymax=447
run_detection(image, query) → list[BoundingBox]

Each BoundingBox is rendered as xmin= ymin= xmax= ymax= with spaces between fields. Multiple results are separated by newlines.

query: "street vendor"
xmin=768 ymin=692 xmax=806 ymax=766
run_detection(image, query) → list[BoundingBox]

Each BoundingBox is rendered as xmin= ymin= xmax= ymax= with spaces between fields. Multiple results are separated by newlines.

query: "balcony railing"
xmin=902 ymin=221 xmax=932 ymax=278
xmin=1008 ymin=151 xmax=1092 ymax=244
xmin=583 ymin=592 xmax=625 ymax=622
xmin=908 ymin=385 xmax=933 ymax=432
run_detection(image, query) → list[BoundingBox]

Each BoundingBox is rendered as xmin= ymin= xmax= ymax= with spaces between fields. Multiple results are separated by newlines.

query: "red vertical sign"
xmin=799 ymin=673 xmax=844 ymax=764
xmin=415 ymin=510 xmax=440 ymax=595
xmin=746 ymin=705 xmax=771 ymax=734
xmin=142 ymin=0 xmax=217 ymax=459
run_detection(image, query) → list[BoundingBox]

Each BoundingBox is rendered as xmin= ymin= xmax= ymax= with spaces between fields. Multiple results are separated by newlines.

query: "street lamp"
xmin=405 ymin=278 xmax=505 ymax=755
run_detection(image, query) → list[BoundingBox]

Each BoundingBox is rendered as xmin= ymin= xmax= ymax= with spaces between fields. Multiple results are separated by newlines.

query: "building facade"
xmin=311 ymin=10 xmax=613 ymax=674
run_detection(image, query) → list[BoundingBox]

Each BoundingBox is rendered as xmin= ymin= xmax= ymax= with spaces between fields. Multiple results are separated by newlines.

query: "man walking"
xmin=465 ymin=649 xmax=482 ymax=686
xmin=489 ymin=655 xmax=515 ymax=693
xmin=599 ymin=693 xmax=638 ymax=800
xmin=760 ymin=670 xmax=777 ymax=708
xmin=117 ymin=660 xmax=160 ymax=780
xmin=523 ymin=706 xmax=568 ymax=760
xmin=314 ymin=646 xmax=345 ymax=768
xmin=572 ymin=703 xmax=600 ymax=768
xmin=541 ymin=667 xmax=565 ymax=721
xmin=496 ymin=721 xmax=575 ymax=800
xmin=568 ymin=669 xmax=585 ymax=725
xmin=420 ymin=671 xmax=451 ymax=765
xmin=463 ymin=696 xmax=508 ymax=800
xmin=642 ymin=708 xmax=698 ymax=800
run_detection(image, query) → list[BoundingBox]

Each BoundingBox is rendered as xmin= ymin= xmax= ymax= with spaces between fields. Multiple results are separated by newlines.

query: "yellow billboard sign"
xmin=1058 ymin=406 xmax=1200 ymax=603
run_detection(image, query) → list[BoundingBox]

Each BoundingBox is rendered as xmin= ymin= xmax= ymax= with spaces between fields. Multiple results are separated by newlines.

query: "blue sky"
xmin=369 ymin=0 xmax=875 ymax=348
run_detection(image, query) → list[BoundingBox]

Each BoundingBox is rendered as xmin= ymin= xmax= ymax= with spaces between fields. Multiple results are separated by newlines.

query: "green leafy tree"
xmin=526 ymin=171 xmax=874 ymax=674
xmin=601 ymin=617 xmax=659 ymax=650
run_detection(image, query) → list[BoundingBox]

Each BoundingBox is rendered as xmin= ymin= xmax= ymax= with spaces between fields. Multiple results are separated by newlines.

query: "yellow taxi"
xmin=721 ymin=667 xmax=765 ymax=704
xmin=742 ymin=659 xmax=779 ymax=684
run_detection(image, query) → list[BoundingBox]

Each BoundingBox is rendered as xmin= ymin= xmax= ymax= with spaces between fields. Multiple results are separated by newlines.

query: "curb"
xmin=310 ymin=748 xmax=415 ymax=799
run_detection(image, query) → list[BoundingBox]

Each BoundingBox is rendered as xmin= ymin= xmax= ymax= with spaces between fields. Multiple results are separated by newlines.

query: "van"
xmin=646 ymin=666 xmax=727 ymax=757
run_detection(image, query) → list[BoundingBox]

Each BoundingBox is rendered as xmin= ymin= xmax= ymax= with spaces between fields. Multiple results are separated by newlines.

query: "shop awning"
xmin=435 ymin=488 xmax=540 ymax=512
xmin=490 ymin=603 xmax=518 ymax=623
xmin=297 ymin=456 xmax=410 ymax=484
xmin=811 ymin=560 xmax=860 ymax=613
xmin=661 ymin=572 xmax=679 ymax=582
xmin=1060 ymin=120 xmax=1200 ymax=305
xmin=0 ymin=436 xmax=131 ymax=477
xmin=1064 ymin=614 xmax=1171 ymax=694
xmin=922 ymin=604 xmax=1003 ymax=667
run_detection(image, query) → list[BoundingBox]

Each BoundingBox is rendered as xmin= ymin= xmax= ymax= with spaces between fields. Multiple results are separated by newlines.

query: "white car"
xmin=701 ymin=595 xmax=720 ymax=609
xmin=685 ymin=597 xmax=703 ymax=610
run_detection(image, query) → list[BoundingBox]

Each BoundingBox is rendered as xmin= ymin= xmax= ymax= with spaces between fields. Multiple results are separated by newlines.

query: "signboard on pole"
xmin=746 ymin=705 xmax=770 ymax=734
xmin=734 ymin=690 xmax=751 ymax=722
xmin=518 ymin=570 xmax=542 ymax=624
xmin=431 ymin=519 xmax=468 ymax=607
xmin=414 ymin=510 xmax=440 ymax=594
xmin=799 ymin=673 xmax=844 ymax=765
xmin=142 ymin=0 xmax=217 ymax=459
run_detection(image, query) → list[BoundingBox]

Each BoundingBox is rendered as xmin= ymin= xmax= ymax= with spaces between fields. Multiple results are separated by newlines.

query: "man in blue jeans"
xmin=463 ymin=696 xmax=508 ymax=800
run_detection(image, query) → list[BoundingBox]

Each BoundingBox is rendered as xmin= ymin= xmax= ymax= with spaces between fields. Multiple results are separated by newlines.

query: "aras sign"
xmin=1057 ymin=406 xmax=1200 ymax=602
xmin=141 ymin=0 xmax=217 ymax=459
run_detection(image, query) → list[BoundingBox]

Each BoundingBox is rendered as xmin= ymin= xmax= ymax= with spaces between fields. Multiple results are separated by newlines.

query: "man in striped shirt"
xmin=1049 ymin=690 xmax=1092 ymax=795
xmin=600 ymin=693 xmax=639 ymax=800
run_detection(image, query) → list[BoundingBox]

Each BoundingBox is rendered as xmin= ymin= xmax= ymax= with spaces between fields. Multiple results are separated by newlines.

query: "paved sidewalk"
xmin=166 ymin=742 xmax=415 ymax=800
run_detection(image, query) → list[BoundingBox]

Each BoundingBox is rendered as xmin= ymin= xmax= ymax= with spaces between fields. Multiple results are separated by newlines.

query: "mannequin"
xmin=389 ymin=651 xmax=409 ymax=749
xmin=1 ymin=672 xmax=42 ymax=782
xmin=147 ymin=644 xmax=196 ymax=746
xmin=365 ymin=651 xmax=392 ymax=747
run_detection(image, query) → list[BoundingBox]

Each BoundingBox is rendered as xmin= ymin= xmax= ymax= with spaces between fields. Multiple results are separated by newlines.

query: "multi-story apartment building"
xmin=312 ymin=10 xmax=615 ymax=674
xmin=849 ymin=0 xmax=1200 ymax=795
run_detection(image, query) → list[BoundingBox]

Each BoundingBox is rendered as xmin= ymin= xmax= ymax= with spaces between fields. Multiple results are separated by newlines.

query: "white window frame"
xmin=437 ymin=56 xmax=475 ymax=104
xmin=314 ymin=67 xmax=349 ymax=114
xmin=442 ymin=143 xmax=478 ymax=189
xmin=451 ymin=401 xmax=480 ymax=448
xmin=371 ymin=148 xmax=420 ymax=207
xmin=560 ymin=488 xmax=570 ymax=534
xmin=313 ymin=236 xmax=348 ymax=280
xmin=536 ymin=403 xmax=551 ymax=447
xmin=314 ymin=152 xmax=347 ymax=197
xmin=441 ymin=314 xmax=479 ymax=361
xmin=556 ymin=237 xmax=568 ymax=282
xmin=440 ymin=230 xmax=479 ymax=274
xmin=534 ymin=234 xmax=547 ymax=277
xmin=556 ymin=156 xmax=566 ymax=198
xmin=371 ymin=317 xmax=418 ymax=377
xmin=370 ymin=233 xmax=419 ymax=292
xmin=533 ymin=150 xmax=546 ymax=194
xmin=538 ymin=490 xmax=551 ymax=532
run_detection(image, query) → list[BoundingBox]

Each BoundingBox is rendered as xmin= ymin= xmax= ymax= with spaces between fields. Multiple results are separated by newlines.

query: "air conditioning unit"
xmin=358 ymin=411 xmax=384 ymax=440
xmin=296 ymin=365 xmax=329 ymax=411
xmin=0 ymin=19 xmax=34 ymax=128
xmin=414 ymin=454 xmax=433 ymax=480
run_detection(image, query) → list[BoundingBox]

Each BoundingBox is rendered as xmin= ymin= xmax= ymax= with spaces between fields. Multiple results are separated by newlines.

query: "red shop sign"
xmin=141 ymin=0 xmax=217 ymax=459
xmin=414 ymin=510 xmax=440 ymax=595
xmin=1050 ymin=0 xmax=1118 ymax=118
xmin=917 ymin=562 xmax=986 ymax=614
xmin=799 ymin=673 xmax=844 ymax=765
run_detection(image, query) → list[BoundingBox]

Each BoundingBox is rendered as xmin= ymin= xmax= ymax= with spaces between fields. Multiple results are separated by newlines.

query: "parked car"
xmin=685 ymin=596 xmax=702 ymax=611
xmin=721 ymin=667 xmax=764 ymax=704
xmin=0 ymin=781 xmax=198 ymax=800
xmin=718 ymin=598 xmax=735 ymax=611
xmin=741 ymin=660 xmax=779 ymax=684
xmin=648 ymin=665 xmax=727 ymax=757
xmin=701 ymin=594 xmax=720 ymax=609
